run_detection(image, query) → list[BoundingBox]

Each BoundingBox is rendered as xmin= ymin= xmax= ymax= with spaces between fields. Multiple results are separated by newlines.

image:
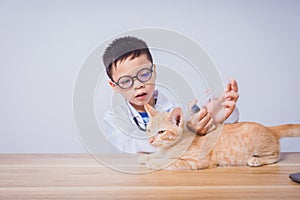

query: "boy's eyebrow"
xmin=117 ymin=63 xmax=153 ymax=77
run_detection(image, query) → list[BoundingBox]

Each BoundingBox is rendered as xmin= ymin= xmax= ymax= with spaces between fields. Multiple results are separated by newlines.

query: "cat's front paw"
xmin=146 ymin=160 xmax=165 ymax=170
xmin=138 ymin=154 xmax=151 ymax=164
xmin=247 ymin=157 xmax=263 ymax=167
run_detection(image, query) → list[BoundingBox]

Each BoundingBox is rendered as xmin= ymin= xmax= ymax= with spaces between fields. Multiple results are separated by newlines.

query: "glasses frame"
xmin=113 ymin=63 xmax=154 ymax=89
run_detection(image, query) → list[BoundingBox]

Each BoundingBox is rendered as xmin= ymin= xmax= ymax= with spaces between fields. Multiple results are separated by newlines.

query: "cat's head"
xmin=144 ymin=104 xmax=184 ymax=148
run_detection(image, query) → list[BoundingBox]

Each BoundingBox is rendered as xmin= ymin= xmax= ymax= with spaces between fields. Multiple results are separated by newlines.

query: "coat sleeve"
xmin=103 ymin=111 xmax=156 ymax=153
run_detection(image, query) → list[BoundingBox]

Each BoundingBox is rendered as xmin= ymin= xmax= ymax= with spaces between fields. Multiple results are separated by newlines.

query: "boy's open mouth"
xmin=135 ymin=92 xmax=147 ymax=99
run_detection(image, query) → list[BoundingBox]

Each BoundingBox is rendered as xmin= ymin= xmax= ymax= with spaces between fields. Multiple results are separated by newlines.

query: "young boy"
xmin=102 ymin=36 xmax=239 ymax=153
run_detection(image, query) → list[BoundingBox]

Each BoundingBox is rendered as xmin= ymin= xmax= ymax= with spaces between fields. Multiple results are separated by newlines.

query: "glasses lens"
xmin=118 ymin=76 xmax=133 ymax=89
xmin=137 ymin=68 xmax=152 ymax=82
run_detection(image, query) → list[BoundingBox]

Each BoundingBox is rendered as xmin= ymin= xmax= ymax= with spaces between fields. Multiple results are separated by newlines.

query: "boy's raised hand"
xmin=222 ymin=78 xmax=239 ymax=121
xmin=185 ymin=79 xmax=239 ymax=134
xmin=206 ymin=78 xmax=239 ymax=123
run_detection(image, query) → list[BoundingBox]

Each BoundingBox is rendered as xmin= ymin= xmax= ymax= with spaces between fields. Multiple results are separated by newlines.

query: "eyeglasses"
xmin=113 ymin=64 xmax=154 ymax=89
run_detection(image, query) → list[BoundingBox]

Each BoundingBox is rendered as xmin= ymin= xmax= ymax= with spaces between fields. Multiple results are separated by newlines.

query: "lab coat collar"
xmin=124 ymin=89 xmax=175 ymax=128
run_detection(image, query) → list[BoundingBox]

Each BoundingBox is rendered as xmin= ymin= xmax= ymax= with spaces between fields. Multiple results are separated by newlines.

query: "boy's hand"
xmin=186 ymin=99 xmax=216 ymax=135
xmin=222 ymin=78 xmax=239 ymax=121
xmin=206 ymin=79 xmax=239 ymax=123
xmin=186 ymin=79 xmax=239 ymax=134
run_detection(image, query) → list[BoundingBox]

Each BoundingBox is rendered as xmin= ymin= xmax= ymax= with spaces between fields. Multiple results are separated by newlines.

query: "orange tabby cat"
xmin=138 ymin=104 xmax=300 ymax=170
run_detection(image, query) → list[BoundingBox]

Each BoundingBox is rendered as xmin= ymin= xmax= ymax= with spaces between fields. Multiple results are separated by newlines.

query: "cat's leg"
xmin=138 ymin=152 xmax=160 ymax=164
xmin=146 ymin=158 xmax=174 ymax=170
xmin=137 ymin=154 xmax=152 ymax=164
xmin=165 ymin=158 xmax=210 ymax=170
xmin=164 ymin=159 xmax=189 ymax=170
xmin=247 ymin=153 xmax=280 ymax=167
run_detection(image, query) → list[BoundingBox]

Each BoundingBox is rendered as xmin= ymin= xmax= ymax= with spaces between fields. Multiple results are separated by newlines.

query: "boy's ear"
xmin=144 ymin=104 xmax=158 ymax=117
xmin=108 ymin=80 xmax=118 ymax=93
xmin=168 ymin=107 xmax=182 ymax=126
xmin=153 ymin=64 xmax=157 ymax=78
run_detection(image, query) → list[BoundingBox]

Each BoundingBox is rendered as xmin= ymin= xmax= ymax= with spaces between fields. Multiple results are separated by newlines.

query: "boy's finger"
xmin=190 ymin=107 xmax=207 ymax=125
xmin=222 ymin=100 xmax=236 ymax=108
xmin=225 ymin=81 xmax=232 ymax=92
xmin=196 ymin=113 xmax=212 ymax=134
xmin=196 ymin=107 xmax=208 ymax=121
xmin=225 ymin=91 xmax=239 ymax=100
xmin=204 ymin=119 xmax=217 ymax=133
xmin=231 ymin=79 xmax=238 ymax=92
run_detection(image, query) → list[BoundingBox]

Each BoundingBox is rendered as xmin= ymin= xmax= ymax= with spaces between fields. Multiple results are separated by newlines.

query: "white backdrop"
xmin=0 ymin=0 xmax=299 ymax=153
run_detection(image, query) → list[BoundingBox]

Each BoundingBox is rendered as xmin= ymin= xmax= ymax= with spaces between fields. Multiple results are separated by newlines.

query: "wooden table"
xmin=0 ymin=153 xmax=299 ymax=199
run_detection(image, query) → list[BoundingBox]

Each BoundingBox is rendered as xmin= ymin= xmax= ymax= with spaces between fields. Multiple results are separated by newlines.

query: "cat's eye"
xmin=158 ymin=130 xmax=166 ymax=134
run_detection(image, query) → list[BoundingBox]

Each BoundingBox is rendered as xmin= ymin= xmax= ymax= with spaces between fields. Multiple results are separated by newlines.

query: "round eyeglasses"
xmin=113 ymin=64 xmax=154 ymax=89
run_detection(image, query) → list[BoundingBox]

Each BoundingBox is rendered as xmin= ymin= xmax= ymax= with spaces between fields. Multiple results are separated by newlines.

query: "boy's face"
xmin=109 ymin=54 xmax=156 ymax=110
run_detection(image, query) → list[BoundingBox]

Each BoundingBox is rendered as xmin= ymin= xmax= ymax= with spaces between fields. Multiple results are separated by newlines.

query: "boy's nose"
xmin=133 ymin=78 xmax=144 ymax=89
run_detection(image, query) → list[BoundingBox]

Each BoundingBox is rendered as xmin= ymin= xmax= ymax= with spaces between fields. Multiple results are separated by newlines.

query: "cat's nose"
xmin=149 ymin=137 xmax=154 ymax=144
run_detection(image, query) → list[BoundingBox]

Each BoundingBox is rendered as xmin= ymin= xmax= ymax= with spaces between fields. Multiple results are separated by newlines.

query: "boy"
xmin=102 ymin=36 xmax=239 ymax=153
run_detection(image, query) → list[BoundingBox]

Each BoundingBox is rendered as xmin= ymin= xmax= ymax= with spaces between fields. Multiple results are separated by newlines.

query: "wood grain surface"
xmin=0 ymin=153 xmax=299 ymax=199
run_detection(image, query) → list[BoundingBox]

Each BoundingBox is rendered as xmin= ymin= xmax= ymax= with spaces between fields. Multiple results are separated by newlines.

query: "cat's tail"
xmin=268 ymin=124 xmax=300 ymax=138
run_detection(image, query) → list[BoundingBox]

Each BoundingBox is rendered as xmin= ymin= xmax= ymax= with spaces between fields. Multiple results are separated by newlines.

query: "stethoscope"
xmin=125 ymin=90 xmax=158 ymax=132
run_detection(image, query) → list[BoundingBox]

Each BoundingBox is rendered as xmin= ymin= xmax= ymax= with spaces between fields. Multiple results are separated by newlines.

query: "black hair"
xmin=102 ymin=36 xmax=153 ymax=81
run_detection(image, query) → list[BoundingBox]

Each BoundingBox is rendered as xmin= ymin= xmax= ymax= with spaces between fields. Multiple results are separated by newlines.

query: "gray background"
xmin=1 ymin=0 xmax=299 ymax=153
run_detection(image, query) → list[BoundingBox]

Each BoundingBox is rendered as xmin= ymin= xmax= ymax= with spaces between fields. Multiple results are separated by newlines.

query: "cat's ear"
xmin=144 ymin=104 xmax=158 ymax=117
xmin=168 ymin=107 xmax=182 ymax=126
